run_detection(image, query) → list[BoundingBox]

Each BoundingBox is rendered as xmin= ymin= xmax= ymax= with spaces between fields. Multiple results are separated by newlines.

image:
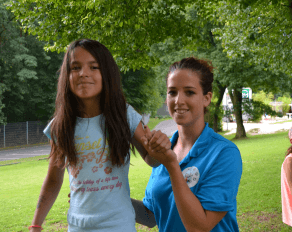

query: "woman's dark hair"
xmin=166 ymin=56 xmax=214 ymax=114
xmin=49 ymin=39 xmax=136 ymax=170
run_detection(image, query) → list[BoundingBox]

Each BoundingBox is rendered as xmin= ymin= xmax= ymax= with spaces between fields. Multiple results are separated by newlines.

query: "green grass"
xmin=1 ymin=118 xmax=292 ymax=231
xmin=271 ymin=119 xmax=292 ymax=124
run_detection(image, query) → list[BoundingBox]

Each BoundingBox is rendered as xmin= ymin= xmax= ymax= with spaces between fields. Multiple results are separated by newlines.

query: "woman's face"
xmin=69 ymin=47 xmax=103 ymax=103
xmin=167 ymin=69 xmax=212 ymax=127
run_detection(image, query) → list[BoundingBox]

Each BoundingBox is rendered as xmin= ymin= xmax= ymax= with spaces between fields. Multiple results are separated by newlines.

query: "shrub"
xmin=242 ymin=100 xmax=277 ymax=122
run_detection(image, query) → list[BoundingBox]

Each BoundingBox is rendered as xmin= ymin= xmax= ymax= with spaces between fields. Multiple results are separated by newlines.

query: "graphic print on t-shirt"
xmin=68 ymin=135 xmax=122 ymax=194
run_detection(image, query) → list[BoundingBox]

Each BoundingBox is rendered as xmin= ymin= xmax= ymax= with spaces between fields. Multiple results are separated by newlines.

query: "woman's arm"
xmin=131 ymin=198 xmax=157 ymax=228
xmin=143 ymin=144 xmax=227 ymax=232
xmin=166 ymin=160 xmax=227 ymax=232
xmin=283 ymin=157 xmax=292 ymax=194
xmin=30 ymin=140 xmax=65 ymax=231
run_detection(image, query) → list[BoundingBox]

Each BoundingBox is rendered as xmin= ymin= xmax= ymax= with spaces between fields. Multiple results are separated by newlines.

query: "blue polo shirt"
xmin=143 ymin=123 xmax=242 ymax=232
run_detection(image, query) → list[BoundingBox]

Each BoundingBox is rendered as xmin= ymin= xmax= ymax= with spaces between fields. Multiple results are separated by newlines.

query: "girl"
xmin=132 ymin=57 xmax=243 ymax=231
xmin=281 ymin=128 xmax=292 ymax=227
xmin=28 ymin=39 xmax=171 ymax=232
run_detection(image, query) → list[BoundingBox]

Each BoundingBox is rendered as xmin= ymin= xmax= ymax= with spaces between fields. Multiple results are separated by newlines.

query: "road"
xmin=0 ymin=144 xmax=51 ymax=162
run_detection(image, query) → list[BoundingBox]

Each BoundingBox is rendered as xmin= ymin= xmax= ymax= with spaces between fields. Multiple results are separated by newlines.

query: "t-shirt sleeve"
xmin=43 ymin=119 xmax=55 ymax=140
xmin=126 ymin=103 xmax=142 ymax=138
xmin=196 ymin=147 xmax=242 ymax=212
xmin=143 ymin=169 xmax=155 ymax=213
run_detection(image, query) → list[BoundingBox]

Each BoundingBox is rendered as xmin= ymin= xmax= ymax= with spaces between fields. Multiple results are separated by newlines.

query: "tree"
xmin=253 ymin=90 xmax=274 ymax=106
xmin=278 ymin=93 xmax=292 ymax=115
xmin=121 ymin=68 xmax=165 ymax=116
xmin=7 ymin=0 xmax=292 ymax=138
xmin=6 ymin=0 xmax=194 ymax=72
xmin=0 ymin=0 xmax=39 ymax=124
xmin=208 ymin=1 xmax=292 ymax=76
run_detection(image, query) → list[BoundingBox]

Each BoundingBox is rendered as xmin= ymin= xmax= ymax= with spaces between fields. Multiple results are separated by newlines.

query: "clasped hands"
xmin=140 ymin=125 xmax=176 ymax=167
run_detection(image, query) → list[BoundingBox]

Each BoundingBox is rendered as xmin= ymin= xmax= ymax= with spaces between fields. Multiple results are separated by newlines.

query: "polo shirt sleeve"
xmin=143 ymin=169 xmax=155 ymax=213
xmin=126 ymin=104 xmax=142 ymax=138
xmin=196 ymin=147 xmax=242 ymax=212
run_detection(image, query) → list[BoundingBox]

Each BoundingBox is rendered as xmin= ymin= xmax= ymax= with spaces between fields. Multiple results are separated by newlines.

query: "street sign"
xmin=242 ymin=88 xmax=249 ymax=99
xmin=242 ymin=88 xmax=252 ymax=100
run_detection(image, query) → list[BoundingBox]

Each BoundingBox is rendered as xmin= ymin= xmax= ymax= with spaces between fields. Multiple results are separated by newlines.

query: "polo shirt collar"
xmin=170 ymin=123 xmax=211 ymax=164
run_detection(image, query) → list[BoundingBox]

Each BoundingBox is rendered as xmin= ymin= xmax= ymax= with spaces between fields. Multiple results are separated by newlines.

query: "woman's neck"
xmin=176 ymin=121 xmax=205 ymax=149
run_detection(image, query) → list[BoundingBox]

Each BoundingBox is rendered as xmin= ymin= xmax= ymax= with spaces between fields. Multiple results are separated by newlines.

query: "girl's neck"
xmin=78 ymin=98 xmax=102 ymax=118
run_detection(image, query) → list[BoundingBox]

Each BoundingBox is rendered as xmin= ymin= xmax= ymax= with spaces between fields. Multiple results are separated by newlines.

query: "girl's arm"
xmin=30 ymin=140 xmax=65 ymax=231
xmin=283 ymin=157 xmax=292 ymax=194
xmin=131 ymin=198 xmax=157 ymax=228
xmin=132 ymin=121 xmax=166 ymax=167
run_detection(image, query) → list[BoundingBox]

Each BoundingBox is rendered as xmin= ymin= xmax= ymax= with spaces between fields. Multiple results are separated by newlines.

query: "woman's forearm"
xmin=131 ymin=198 xmax=157 ymax=228
xmin=165 ymin=162 xmax=208 ymax=232
xmin=31 ymin=176 xmax=63 ymax=226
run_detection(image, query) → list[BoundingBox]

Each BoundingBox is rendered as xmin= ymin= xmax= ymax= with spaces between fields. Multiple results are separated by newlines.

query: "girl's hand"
xmin=141 ymin=125 xmax=177 ymax=167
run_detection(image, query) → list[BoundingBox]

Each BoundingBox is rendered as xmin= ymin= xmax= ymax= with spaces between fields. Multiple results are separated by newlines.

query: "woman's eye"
xmin=168 ymin=91 xmax=194 ymax=95
xmin=71 ymin=66 xmax=80 ymax=70
xmin=92 ymin=66 xmax=100 ymax=70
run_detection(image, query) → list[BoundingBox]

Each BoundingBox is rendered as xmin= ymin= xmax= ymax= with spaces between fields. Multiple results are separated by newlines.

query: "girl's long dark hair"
xmin=49 ymin=39 xmax=136 ymax=169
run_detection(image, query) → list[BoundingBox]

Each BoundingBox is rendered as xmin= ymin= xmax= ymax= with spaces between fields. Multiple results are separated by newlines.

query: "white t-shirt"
xmin=44 ymin=104 xmax=142 ymax=231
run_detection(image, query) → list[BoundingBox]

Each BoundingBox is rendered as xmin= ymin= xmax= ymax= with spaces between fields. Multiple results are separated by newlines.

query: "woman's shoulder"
xmin=207 ymin=127 xmax=237 ymax=149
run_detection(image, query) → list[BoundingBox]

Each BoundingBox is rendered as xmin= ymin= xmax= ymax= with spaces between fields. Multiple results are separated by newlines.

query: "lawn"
xmin=1 ymin=118 xmax=292 ymax=231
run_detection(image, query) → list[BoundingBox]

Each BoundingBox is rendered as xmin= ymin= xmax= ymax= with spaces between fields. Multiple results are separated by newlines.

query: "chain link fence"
xmin=0 ymin=121 xmax=49 ymax=148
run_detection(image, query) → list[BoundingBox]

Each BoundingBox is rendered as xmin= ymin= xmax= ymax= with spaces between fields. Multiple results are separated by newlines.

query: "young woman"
xmin=281 ymin=129 xmax=292 ymax=227
xmin=28 ymin=39 xmax=172 ymax=232
xmin=132 ymin=57 xmax=243 ymax=231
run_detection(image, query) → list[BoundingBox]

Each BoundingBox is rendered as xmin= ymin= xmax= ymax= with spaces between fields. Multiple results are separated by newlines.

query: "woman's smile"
xmin=175 ymin=109 xmax=190 ymax=115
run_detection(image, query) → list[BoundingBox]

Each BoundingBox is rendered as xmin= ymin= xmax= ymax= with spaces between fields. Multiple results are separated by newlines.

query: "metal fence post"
xmin=4 ymin=124 xmax=5 ymax=148
xmin=27 ymin=121 xmax=28 ymax=145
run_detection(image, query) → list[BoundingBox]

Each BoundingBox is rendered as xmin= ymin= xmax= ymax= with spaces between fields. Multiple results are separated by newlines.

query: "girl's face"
xmin=167 ymin=69 xmax=212 ymax=127
xmin=69 ymin=47 xmax=103 ymax=103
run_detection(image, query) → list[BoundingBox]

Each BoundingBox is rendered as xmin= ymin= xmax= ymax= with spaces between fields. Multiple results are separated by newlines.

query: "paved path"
xmin=0 ymin=145 xmax=51 ymax=162
xmin=1 ymin=119 xmax=292 ymax=162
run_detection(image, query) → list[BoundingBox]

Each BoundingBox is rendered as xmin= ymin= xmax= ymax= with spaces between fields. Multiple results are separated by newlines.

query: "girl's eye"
xmin=91 ymin=66 xmax=100 ymax=70
xmin=71 ymin=66 xmax=80 ymax=70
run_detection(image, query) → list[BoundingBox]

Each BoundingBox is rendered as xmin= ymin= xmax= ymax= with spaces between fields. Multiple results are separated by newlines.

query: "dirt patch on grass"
xmin=237 ymin=211 xmax=291 ymax=231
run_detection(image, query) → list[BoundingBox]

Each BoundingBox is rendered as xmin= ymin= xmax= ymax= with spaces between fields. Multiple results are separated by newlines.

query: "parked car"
xmin=222 ymin=115 xmax=233 ymax=122
xmin=242 ymin=113 xmax=253 ymax=121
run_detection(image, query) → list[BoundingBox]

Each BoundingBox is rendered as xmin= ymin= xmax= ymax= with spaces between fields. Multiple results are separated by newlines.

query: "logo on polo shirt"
xmin=182 ymin=166 xmax=200 ymax=188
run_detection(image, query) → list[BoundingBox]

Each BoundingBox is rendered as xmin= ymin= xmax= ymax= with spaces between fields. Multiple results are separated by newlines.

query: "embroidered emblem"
xmin=182 ymin=166 xmax=200 ymax=188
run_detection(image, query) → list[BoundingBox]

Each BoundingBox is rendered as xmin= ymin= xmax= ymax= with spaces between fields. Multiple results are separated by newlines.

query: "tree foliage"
xmin=209 ymin=1 xmax=292 ymax=75
xmin=0 ymin=0 xmax=64 ymax=123
xmin=6 ymin=0 xmax=195 ymax=72
xmin=121 ymin=68 xmax=165 ymax=116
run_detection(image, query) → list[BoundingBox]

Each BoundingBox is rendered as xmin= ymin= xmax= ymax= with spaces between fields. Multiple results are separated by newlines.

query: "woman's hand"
xmin=141 ymin=125 xmax=177 ymax=167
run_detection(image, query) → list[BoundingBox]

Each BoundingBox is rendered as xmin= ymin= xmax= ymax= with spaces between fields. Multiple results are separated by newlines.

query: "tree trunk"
xmin=229 ymin=87 xmax=247 ymax=139
xmin=213 ymin=81 xmax=226 ymax=132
